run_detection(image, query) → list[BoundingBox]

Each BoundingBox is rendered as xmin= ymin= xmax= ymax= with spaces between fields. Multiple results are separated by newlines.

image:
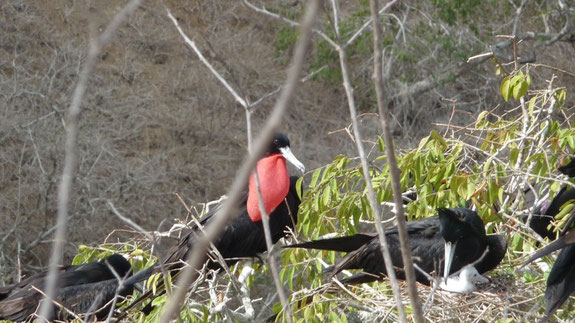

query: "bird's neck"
xmin=247 ymin=154 xmax=290 ymax=222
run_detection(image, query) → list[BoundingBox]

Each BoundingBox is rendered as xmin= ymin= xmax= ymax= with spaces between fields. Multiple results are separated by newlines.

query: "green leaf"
xmin=510 ymin=73 xmax=522 ymax=87
xmin=329 ymin=312 xmax=339 ymax=322
xmin=310 ymin=168 xmax=321 ymax=188
xmin=430 ymin=130 xmax=447 ymax=150
xmin=483 ymin=157 xmax=492 ymax=174
xmin=556 ymin=203 xmax=575 ymax=221
xmin=568 ymin=136 xmax=575 ymax=150
xmin=377 ymin=136 xmax=385 ymax=152
xmin=511 ymin=232 xmax=523 ymax=251
xmin=513 ymin=79 xmax=528 ymax=99
xmin=528 ymin=96 xmax=536 ymax=116
xmin=500 ymin=76 xmax=511 ymax=101
xmin=476 ymin=110 xmax=489 ymax=124
xmin=509 ymin=148 xmax=519 ymax=166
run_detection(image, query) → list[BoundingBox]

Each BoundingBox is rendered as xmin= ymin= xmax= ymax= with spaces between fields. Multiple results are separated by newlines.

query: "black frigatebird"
xmin=286 ymin=208 xmax=507 ymax=285
xmin=162 ymin=132 xmax=305 ymax=272
xmin=522 ymin=214 xmax=575 ymax=321
xmin=525 ymin=156 xmax=575 ymax=240
xmin=525 ymin=186 xmax=575 ymax=241
xmin=126 ymin=133 xmax=305 ymax=313
xmin=558 ymin=156 xmax=575 ymax=177
xmin=0 ymin=254 xmax=134 ymax=321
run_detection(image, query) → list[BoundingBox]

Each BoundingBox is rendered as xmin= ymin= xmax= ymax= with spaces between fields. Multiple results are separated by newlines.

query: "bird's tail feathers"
xmin=284 ymin=234 xmax=375 ymax=253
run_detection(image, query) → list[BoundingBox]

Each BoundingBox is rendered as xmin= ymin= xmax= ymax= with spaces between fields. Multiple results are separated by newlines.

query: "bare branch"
xmin=330 ymin=1 xmax=408 ymax=322
xmin=252 ymin=169 xmax=292 ymax=321
xmin=369 ymin=0 xmax=424 ymax=319
xmin=512 ymin=0 xmax=528 ymax=36
xmin=243 ymin=0 xmax=338 ymax=49
xmin=167 ymin=11 xmax=248 ymax=108
xmin=158 ymin=1 xmax=319 ymax=321
xmin=344 ymin=0 xmax=399 ymax=48
xmin=36 ymin=0 xmax=144 ymax=320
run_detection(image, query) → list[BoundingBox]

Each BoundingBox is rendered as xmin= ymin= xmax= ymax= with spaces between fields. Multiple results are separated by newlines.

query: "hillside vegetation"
xmin=1 ymin=0 xmax=575 ymax=321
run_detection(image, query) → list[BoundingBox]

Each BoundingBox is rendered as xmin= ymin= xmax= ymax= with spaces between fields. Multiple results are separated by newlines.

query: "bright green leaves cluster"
xmin=555 ymin=88 xmax=567 ymax=109
xmin=281 ymin=129 xmax=521 ymax=321
xmin=500 ymin=70 xmax=531 ymax=101
xmin=298 ymin=154 xmax=362 ymax=239
xmin=280 ymin=73 xmax=575 ymax=319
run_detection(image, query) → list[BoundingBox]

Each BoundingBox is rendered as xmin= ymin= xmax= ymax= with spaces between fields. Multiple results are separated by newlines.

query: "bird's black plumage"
xmin=156 ymin=133 xmax=302 ymax=273
xmin=287 ymin=208 xmax=507 ymax=285
xmin=0 ymin=254 xmax=132 ymax=322
xmin=162 ymin=175 xmax=302 ymax=272
xmin=558 ymin=156 xmax=575 ymax=177
xmin=526 ymin=186 xmax=575 ymax=241
xmin=523 ymin=227 xmax=575 ymax=320
xmin=519 ymin=156 xmax=575 ymax=320
xmin=525 ymin=157 xmax=575 ymax=240
xmin=127 ymin=133 xmax=304 ymax=314
xmin=158 ymin=133 xmax=304 ymax=272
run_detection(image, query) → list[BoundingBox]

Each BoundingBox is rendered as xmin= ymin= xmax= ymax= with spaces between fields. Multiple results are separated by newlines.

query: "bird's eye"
xmin=274 ymin=139 xmax=279 ymax=145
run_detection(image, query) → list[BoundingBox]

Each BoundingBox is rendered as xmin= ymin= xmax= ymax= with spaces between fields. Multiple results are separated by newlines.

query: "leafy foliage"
xmin=63 ymin=71 xmax=574 ymax=322
xmin=276 ymin=74 xmax=574 ymax=320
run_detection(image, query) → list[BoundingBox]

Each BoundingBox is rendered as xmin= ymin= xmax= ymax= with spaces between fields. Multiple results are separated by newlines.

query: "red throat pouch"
xmin=247 ymin=154 xmax=290 ymax=222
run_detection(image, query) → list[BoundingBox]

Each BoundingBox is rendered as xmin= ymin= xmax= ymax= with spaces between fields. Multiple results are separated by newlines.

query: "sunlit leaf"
xmin=500 ymin=76 xmax=511 ymax=101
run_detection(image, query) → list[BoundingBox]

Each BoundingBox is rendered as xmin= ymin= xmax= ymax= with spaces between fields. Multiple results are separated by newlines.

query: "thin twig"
xmin=242 ymin=0 xmax=337 ymax=49
xmin=345 ymin=0 xmax=399 ymax=48
xmin=107 ymin=201 xmax=173 ymax=296
xmin=369 ymin=0 xmax=424 ymax=321
xmin=36 ymin=1 xmax=144 ymax=320
xmin=330 ymin=1 xmax=408 ymax=322
xmin=158 ymin=2 xmax=318 ymax=321
xmin=253 ymin=169 xmax=293 ymax=321
xmin=167 ymin=11 xmax=247 ymax=108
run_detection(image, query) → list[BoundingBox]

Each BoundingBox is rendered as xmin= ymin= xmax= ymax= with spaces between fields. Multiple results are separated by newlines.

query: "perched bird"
xmin=558 ymin=156 xmax=575 ymax=177
xmin=162 ymin=132 xmax=305 ymax=272
xmin=126 ymin=133 xmax=305 ymax=313
xmin=0 ymin=254 xmax=133 ymax=322
xmin=286 ymin=208 xmax=507 ymax=285
xmin=522 ymin=215 xmax=575 ymax=321
xmin=525 ymin=186 xmax=575 ymax=241
xmin=525 ymin=156 xmax=575 ymax=240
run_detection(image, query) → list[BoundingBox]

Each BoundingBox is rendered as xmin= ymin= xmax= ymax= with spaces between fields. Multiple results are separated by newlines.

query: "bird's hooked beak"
xmin=443 ymin=240 xmax=456 ymax=281
xmin=279 ymin=146 xmax=305 ymax=174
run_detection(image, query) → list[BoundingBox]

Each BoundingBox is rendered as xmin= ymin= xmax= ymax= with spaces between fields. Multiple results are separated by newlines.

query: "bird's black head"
xmin=268 ymin=132 xmax=291 ymax=155
xmin=265 ymin=132 xmax=305 ymax=173
xmin=102 ymin=254 xmax=132 ymax=277
xmin=438 ymin=207 xmax=485 ymax=243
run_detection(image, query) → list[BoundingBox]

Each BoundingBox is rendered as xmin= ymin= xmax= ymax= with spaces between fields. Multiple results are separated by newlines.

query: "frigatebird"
xmin=286 ymin=208 xmax=507 ymax=285
xmin=125 ymin=133 xmax=305 ymax=313
xmin=522 ymin=213 xmax=575 ymax=321
xmin=558 ymin=156 xmax=575 ymax=177
xmin=0 ymin=254 xmax=133 ymax=321
xmin=526 ymin=186 xmax=575 ymax=241
xmin=161 ymin=132 xmax=305 ymax=272
xmin=525 ymin=156 xmax=575 ymax=240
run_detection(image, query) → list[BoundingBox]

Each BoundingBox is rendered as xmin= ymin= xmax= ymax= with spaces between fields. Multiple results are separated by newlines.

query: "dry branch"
xmin=36 ymin=0 xmax=144 ymax=320
xmin=369 ymin=0 xmax=424 ymax=321
xmin=328 ymin=0 xmax=408 ymax=322
xmin=158 ymin=1 xmax=319 ymax=321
